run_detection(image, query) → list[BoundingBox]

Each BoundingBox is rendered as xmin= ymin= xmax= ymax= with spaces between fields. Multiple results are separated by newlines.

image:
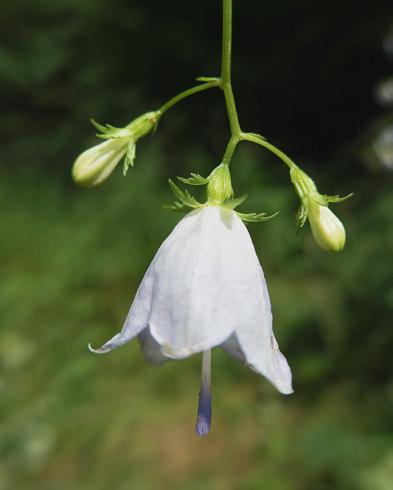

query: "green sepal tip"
xmin=223 ymin=194 xmax=248 ymax=210
xmin=90 ymin=119 xmax=133 ymax=140
xmin=236 ymin=211 xmax=279 ymax=223
xmin=295 ymin=202 xmax=308 ymax=230
xmin=166 ymin=179 xmax=201 ymax=213
xmin=177 ymin=173 xmax=209 ymax=186
xmin=123 ymin=141 xmax=136 ymax=175
xmin=324 ymin=192 xmax=354 ymax=203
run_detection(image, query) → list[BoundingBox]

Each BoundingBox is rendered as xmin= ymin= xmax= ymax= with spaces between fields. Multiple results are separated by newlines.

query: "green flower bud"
xmin=72 ymin=111 xmax=160 ymax=187
xmin=308 ymin=199 xmax=346 ymax=252
xmin=290 ymin=165 xmax=350 ymax=252
xmin=207 ymin=164 xmax=233 ymax=203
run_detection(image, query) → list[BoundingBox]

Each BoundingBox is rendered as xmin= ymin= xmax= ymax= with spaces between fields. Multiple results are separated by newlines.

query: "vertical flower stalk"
xmin=220 ymin=0 xmax=242 ymax=168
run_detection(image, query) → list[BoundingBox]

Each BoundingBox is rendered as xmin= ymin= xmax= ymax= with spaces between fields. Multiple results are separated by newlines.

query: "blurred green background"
xmin=1 ymin=0 xmax=393 ymax=489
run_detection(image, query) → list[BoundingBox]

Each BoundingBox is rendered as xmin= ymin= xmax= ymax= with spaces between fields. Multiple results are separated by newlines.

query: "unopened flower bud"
xmin=72 ymin=137 xmax=130 ymax=187
xmin=308 ymin=199 xmax=346 ymax=252
xmin=290 ymin=165 xmax=350 ymax=252
xmin=207 ymin=164 xmax=233 ymax=203
xmin=72 ymin=111 xmax=160 ymax=187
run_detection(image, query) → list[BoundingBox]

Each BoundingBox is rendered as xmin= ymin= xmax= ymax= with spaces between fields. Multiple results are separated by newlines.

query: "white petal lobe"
xmin=90 ymin=205 xmax=292 ymax=395
xmin=148 ymin=206 xmax=261 ymax=357
xmin=138 ymin=328 xmax=168 ymax=365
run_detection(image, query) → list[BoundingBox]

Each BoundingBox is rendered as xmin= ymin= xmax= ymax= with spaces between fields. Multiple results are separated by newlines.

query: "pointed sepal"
xmin=123 ymin=141 xmax=136 ymax=175
xmin=165 ymin=179 xmax=202 ymax=213
xmin=295 ymin=202 xmax=309 ymax=230
xmin=90 ymin=119 xmax=133 ymax=140
xmin=236 ymin=211 xmax=279 ymax=223
xmin=324 ymin=192 xmax=354 ymax=203
xmin=223 ymin=194 xmax=248 ymax=210
xmin=177 ymin=173 xmax=209 ymax=186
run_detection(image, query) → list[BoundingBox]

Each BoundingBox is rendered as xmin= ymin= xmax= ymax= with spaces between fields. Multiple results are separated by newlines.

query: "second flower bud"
xmin=290 ymin=166 xmax=350 ymax=253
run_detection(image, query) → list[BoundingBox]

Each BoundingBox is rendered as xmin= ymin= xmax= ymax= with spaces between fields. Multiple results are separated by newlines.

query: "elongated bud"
xmin=308 ymin=200 xmax=346 ymax=252
xmin=72 ymin=111 xmax=160 ymax=187
xmin=207 ymin=164 xmax=233 ymax=203
xmin=290 ymin=165 xmax=350 ymax=252
xmin=72 ymin=138 xmax=130 ymax=187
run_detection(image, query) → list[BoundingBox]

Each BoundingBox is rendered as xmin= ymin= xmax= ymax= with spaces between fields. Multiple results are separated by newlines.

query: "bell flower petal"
xmin=90 ymin=205 xmax=292 ymax=395
xmin=138 ymin=328 xmax=168 ymax=365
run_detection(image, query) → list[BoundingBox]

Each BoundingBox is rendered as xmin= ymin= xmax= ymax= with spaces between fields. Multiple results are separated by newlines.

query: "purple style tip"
xmin=195 ymin=386 xmax=212 ymax=436
xmin=195 ymin=350 xmax=212 ymax=437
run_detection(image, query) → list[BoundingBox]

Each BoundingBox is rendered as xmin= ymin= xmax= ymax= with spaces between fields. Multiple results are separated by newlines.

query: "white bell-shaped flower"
xmin=90 ymin=205 xmax=293 ymax=434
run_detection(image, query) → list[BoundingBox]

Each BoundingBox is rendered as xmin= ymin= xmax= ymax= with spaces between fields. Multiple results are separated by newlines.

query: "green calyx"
xmin=165 ymin=164 xmax=277 ymax=223
xmin=207 ymin=164 xmax=233 ymax=203
xmin=91 ymin=111 xmax=160 ymax=175
xmin=92 ymin=111 xmax=160 ymax=141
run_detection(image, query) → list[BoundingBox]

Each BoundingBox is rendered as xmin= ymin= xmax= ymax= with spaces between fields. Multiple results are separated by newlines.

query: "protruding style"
xmin=195 ymin=350 xmax=212 ymax=436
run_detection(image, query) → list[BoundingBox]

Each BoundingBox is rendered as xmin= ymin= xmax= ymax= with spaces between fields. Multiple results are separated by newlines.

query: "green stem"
xmin=158 ymin=81 xmax=220 ymax=115
xmin=219 ymin=0 xmax=299 ymax=173
xmin=221 ymin=0 xmax=241 ymax=164
xmin=221 ymin=135 xmax=238 ymax=165
xmin=158 ymin=0 xmax=298 ymax=175
xmin=241 ymin=132 xmax=297 ymax=170
xmin=221 ymin=0 xmax=232 ymax=86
